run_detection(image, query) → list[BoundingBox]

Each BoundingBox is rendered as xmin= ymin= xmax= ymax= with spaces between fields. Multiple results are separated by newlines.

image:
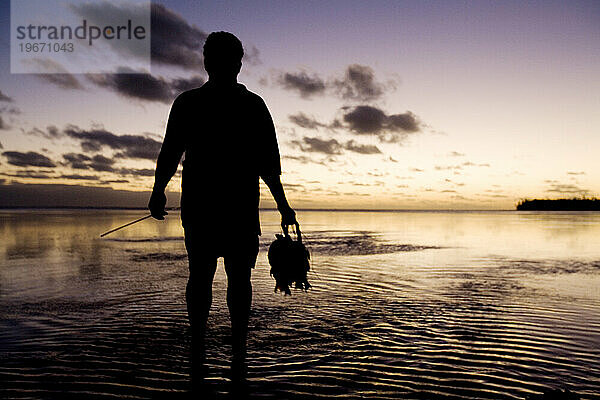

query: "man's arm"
xmin=148 ymin=96 xmax=186 ymax=220
xmin=262 ymin=174 xmax=297 ymax=228
xmin=256 ymin=96 xmax=297 ymax=228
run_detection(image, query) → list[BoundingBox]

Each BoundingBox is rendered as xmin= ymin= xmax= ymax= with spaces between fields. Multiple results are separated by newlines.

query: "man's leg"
xmin=223 ymin=235 xmax=258 ymax=378
xmin=184 ymin=228 xmax=218 ymax=376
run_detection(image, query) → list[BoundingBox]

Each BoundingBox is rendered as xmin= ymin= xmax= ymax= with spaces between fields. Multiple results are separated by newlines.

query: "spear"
xmin=100 ymin=207 xmax=178 ymax=238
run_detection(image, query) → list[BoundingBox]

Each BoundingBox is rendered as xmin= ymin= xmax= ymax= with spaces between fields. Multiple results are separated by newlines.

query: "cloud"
xmin=332 ymin=64 xmax=386 ymax=101
xmin=2 ymin=151 xmax=56 ymax=168
xmin=445 ymin=178 xmax=465 ymax=187
xmin=170 ymin=75 xmax=206 ymax=94
xmin=286 ymin=105 xmax=424 ymax=145
xmin=0 ymin=105 xmax=20 ymax=116
xmin=435 ymin=162 xmax=489 ymax=171
xmin=367 ymin=171 xmax=387 ymax=177
xmin=25 ymin=126 xmax=61 ymax=140
xmin=89 ymin=154 xmax=116 ymax=172
xmin=343 ymin=106 xmax=386 ymax=133
xmin=292 ymin=136 xmax=381 ymax=155
xmin=386 ymin=113 xmax=420 ymax=133
xmin=0 ymin=91 xmax=18 ymax=131
xmin=282 ymin=155 xmax=326 ymax=165
xmin=344 ymin=140 xmax=381 ymax=154
xmin=292 ymin=137 xmax=342 ymax=155
xmin=288 ymin=113 xmax=328 ymax=130
xmin=462 ymin=161 xmax=490 ymax=167
xmin=88 ymin=69 xmax=205 ymax=103
xmin=88 ymin=70 xmax=174 ymax=103
xmin=347 ymin=180 xmax=384 ymax=187
xmin=63 ymin=126 xmax=162 ymax=160
xmin=117 ymin=168 xmax=155 ymax=177
xmin=282 ymin=182 xmax=305 ymax=192
xmin=342 ymin=106 xmax=420 ymax=142
xmin=42 ymin=74 xmax=85 ymax=90
xmin=62 ymin=153 xmax=155 ymax=177
xmin=63 ymin=153 xmax=116 ymax=172
xmin=546 ymin=183 xmax=590 ymax=196
xmin=277 ymin=71 xmax=326 ymax=98
xmin=29 ymin=59 xmax=84 ymax=89
xmin=449 ymin=151 xmax=465 ymax=157
xmin=0 ymin=90 xmax=13 ymax=102
xmin=435 ymin=165 xmax=462 ymax=171
xmin=1 ymin=170 xmax=54 ymax=179
xmin=276 ymin=64 xmax=395 ymax=101
xmin=63 ymin=153 xmax=92 ymax=169
xmin=243 ymin=45 xmax=261 ymax=66
xmin=59 ymin=174 xmax=100 ymax=180
xmin=102 ymin=179 xmax=129 ymax=184
xmin=567 ymin=171 xmax=585 ymax=175
xmin=150 ymin=3 xmax=207 ymax=69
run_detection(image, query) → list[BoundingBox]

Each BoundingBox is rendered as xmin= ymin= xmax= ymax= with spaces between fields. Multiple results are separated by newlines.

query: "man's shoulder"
xmin=173 ymin=85 xmax=207 ymax=104
xmin=241 ymin=86 xmax=263 ymax=101
xmin=172 ymin=83 xmax=267 ymax=109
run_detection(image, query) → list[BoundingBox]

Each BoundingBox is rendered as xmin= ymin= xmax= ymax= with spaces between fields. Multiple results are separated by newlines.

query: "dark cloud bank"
xmin=3 ymin=126 xmax=164 ymax=179
xmin=37 ymin=4 xmax=262 ymax=103
xmin=87 ymin=70 xmax=205 ymax=103
xmin=288 ymin=105 xmax=422 ymax=149
xmin=2 ymin=151 xmax=57 ymax=168
xmin=26 ymin=125 xmax=162 ymax=162
xmin=0 ymin=182 xmax=180 ymax=208
xmin=62 ymin=125 xmax=162 ymax=160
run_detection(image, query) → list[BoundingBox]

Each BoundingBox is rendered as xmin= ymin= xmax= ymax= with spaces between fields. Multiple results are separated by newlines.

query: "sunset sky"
xmin=0 ymin=0 xmax=598 ymax=209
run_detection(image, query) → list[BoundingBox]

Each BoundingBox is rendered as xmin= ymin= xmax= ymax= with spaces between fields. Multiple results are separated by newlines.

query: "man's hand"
xmin=279 ymin=205 xmax=297 ymax=230
xmin=148 ymin=190 xmax=168 ymax=220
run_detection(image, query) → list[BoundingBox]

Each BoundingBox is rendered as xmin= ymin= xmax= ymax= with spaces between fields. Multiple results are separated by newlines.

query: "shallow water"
xmin=1 ymin=209 xmax=599 ymax=399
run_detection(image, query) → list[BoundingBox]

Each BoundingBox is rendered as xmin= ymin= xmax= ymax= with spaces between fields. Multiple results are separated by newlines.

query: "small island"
xmin=516 ymin=198 xmax=600 ymax=211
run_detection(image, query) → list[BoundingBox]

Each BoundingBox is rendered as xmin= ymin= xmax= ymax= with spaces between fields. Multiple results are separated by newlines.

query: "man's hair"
xmin=203 ymin=31 xmax=244 ymax=63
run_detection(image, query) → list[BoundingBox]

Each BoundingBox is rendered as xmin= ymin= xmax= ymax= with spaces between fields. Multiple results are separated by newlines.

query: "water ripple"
xmin=1 ymin=216 xmax=599 ymax=399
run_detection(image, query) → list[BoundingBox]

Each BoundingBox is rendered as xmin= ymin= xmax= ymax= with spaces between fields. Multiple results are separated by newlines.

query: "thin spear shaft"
xmin=100 ymin=214 xmax=152 ymax=237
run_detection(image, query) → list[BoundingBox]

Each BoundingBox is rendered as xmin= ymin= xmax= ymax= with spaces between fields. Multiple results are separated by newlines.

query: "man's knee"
xmin=226 ymin=272 xmax=252 ymax=291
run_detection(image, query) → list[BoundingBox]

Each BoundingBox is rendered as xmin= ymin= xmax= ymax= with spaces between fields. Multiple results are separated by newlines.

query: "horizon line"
xmin=0 ymin=205 xmax=536 ymax=212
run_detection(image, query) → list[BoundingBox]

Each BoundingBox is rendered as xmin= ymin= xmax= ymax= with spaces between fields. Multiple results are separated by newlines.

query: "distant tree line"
xmin=516 ymin=198 xmax=600 ymax=211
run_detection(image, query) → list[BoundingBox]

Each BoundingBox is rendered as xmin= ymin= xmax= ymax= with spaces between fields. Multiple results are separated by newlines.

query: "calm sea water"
xmin=1 ymin=210 xmax=599 ymax=399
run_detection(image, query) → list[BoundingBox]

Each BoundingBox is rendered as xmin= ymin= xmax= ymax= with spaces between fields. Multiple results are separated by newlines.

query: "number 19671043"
xmin=19 ymin=42 xmax=74 ymax=52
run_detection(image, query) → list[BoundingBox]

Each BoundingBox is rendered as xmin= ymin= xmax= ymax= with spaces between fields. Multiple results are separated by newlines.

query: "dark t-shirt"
xmin=156 ymin=81 xmax=281 ymax=235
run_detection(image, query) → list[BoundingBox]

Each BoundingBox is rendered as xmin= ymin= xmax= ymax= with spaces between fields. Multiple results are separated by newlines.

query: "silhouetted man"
xmin=148 ymin=31 xmax=297 ymax=382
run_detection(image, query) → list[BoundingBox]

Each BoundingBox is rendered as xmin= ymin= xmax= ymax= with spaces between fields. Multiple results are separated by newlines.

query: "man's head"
xmin=203 ymin=31 xmax=244 ymax=82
